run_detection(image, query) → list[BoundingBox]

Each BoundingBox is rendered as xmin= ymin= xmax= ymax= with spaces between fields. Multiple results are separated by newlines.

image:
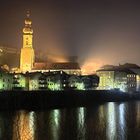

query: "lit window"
xmin=14 ymin=75 xmax=18 ymax=78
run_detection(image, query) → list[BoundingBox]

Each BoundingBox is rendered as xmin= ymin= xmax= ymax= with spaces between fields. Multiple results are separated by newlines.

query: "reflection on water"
xmin=49 ymin=109 xmax=61 ymax=140
xmin=13 ymin=111 xmax=36 ymax=140
xmin=106 ymin=102 xmax=116 ymax=140
xmin=136 ymin=102 xmax=140 ymax=128
xmin=118 ymin=104 xmax=126 ymax=140
xmin=1 ymin=102 xmax=140 ymax=139
xmin=77 ymin=107 xmax=86 ymax=140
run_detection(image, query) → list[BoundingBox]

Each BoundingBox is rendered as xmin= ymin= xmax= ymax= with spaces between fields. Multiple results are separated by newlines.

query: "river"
xmin=0 ymin=101 xmax=140 ymax=140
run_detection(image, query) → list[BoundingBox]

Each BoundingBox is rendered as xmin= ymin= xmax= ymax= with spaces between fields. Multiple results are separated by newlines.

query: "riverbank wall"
xmin=0 ymin=90 xmax=139 ymax=110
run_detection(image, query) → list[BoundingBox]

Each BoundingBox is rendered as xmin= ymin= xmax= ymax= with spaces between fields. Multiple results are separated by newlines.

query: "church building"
xmin=20 ymin=11 xmax=81 ymax=75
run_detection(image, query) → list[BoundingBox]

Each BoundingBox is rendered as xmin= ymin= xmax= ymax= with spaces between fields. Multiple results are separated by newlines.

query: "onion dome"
xmin=23 ymin=10 xmax=33 ymax=34
xmin=25 ymin=11 xmax=32 ymax=25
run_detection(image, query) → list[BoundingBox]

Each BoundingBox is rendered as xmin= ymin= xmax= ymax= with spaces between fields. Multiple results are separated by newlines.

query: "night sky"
xmin=0 ymin=0 xmax=140 ymax=72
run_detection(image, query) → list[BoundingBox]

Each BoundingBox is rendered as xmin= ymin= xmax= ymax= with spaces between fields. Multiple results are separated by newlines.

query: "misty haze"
xmin=0 ymin=1 xmax=140 ymax=74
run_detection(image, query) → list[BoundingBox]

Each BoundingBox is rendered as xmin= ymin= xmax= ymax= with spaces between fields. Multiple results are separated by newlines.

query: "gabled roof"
xmin=47 ymin=62 xmax=80 ymax=70
xmin=34 ymin=63 xmax=46 ymax=69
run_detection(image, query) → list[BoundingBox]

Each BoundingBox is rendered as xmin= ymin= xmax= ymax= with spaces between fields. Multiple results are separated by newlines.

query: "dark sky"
xmin=1 ymin=0 xmax=140 ymax=71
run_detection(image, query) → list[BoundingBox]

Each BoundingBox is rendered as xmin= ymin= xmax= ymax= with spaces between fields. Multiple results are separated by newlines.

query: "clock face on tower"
xmin=26 ymin=38 xmax=28 ymax=45
xmin=26 ymin=41 xmax=28 ymax=45
xmin=23 ymin=34 xmax=32 ymax=48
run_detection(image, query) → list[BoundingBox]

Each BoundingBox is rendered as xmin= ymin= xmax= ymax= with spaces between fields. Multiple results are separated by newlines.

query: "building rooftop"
xmin=97 ymin=67 xmax=136 ymax=74
xmin=119 ymin=63 xmax=140 ymax=69
xmin=33 ymin=62 xmax=81 ymax=70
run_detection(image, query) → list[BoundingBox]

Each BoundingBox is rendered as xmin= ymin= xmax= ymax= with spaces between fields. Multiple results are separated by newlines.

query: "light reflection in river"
xmin=106 ymin=102 xmax=117 ymax=140
xmin=77 ymin=107 xmax=86 ymax=140
xmin=1 ymin=102 xmax=140 ymax=140
xmin=118 ymin=103 xmax=126 ymax=140
xmin=13 ymin=111 xmax=36 ymax=140
xmin=49 ymin=109 xmax=61 ymax=140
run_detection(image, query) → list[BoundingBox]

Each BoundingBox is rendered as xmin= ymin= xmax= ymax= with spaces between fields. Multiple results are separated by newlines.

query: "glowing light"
xmin=48 ymin=82 xmax=60 ymax=91
xmin=76 ymin=82 xmax=85 ymax=90
xmin=81 ymin=59 xmax=103 ymax=75
xmin=0 ymin=49 xmax=3 ymax=52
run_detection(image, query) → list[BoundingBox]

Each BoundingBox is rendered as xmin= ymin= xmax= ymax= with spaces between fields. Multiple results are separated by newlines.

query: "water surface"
xmin=1 ymin=101 xmax=140 ymax=140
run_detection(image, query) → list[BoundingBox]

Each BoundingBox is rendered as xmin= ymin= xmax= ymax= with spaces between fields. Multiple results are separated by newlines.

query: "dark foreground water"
xmin=1 ymin=101 xmax=140 ymax=140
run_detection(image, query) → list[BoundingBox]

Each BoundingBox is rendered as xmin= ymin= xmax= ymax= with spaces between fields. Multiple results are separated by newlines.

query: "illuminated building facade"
xmin=0 ymin=68 xmax=13 ymax=90
xmin=11 ymin=71 xmax=98 ymax=91
xmin=97 ymin=67 xmax=136 ymax=92
xmin=28 ymin=71 xmax=69 ymax=91
xmin=118 ymin=63 xmax=140 ymax=91
xmin=13 ymin=73 xmax=28 ymax=90
xmin=20 ymin=11 xmax=34 ymax=72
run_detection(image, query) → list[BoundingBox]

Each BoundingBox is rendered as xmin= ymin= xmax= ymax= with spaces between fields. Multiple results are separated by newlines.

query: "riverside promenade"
xmin=0 ymin=90 xmax=139 ymax=110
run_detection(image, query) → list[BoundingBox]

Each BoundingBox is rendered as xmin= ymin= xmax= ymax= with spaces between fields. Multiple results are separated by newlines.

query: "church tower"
xmin=20 ymin=11 xmax=34 ymax=72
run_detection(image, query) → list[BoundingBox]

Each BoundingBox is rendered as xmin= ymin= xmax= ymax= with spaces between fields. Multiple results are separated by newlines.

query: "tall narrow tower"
xmin=20 ymin=11 xmax=34 ymax=72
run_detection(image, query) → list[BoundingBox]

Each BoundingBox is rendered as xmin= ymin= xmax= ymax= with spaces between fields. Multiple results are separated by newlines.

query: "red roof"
xmin=34 ymin=63 xmax=46 ymax=69
xmin=33 ymin=62 xmax=81 ymax=70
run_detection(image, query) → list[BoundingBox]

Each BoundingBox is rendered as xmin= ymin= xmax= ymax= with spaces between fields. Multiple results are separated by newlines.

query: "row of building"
xmin=0 ymin=68 xmax=99 ymax=91
xmin=1 ymin=63 xmax=140 ymax=92
xmin=96 ymin=63 xmax=140 ymax=92
xmin=1 ymin=12 xmax=140 ymax=93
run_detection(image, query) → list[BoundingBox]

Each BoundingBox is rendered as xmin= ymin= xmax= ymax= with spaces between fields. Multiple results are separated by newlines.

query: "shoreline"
xmin=0 ymin=90 xmax=139 ymax=110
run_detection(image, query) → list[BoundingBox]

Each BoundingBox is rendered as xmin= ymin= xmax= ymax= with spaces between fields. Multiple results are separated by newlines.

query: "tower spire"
xmin=24 ymin=10 xmax=32 ymax=26
xmin=26 ymin=10 xmax=30 ymax=18
xmin=20 ymin=10 xmax=35 ymax=72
